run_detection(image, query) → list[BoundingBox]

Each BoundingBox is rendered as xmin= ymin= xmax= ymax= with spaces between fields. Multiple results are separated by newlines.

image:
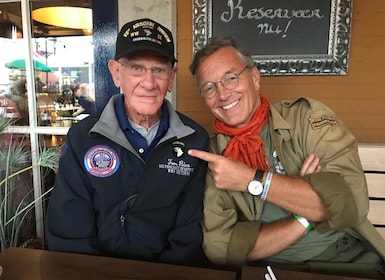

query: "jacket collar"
xmin=89 ymin=94 xmax=195 ymax=149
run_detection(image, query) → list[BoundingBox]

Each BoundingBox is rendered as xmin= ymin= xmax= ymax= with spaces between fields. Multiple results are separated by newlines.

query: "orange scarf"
xmin=213 ymin=95 xmax=270 ymax=170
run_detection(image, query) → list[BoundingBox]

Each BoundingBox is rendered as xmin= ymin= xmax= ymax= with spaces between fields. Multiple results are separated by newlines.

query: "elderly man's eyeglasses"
xmin=199 ymin=66 xmax=249 ymax=99
xmin=117 ymin=61 xmax=171 ymax=80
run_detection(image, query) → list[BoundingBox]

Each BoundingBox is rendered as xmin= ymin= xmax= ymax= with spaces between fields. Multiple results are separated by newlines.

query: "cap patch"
xmin=114 ymin=18 xmax=176 ymax=63
xmin=133 ymin=36 xmax=162 ymax=46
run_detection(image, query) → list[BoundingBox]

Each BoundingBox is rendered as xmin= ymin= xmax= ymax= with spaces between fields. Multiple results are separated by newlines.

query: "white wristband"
xmin=261 ymin=171 xmax=273 ymax=200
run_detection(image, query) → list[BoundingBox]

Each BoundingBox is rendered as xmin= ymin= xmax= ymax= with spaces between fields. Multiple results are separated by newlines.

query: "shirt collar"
xmin=115 ymin=95 xmax=170 ymax=139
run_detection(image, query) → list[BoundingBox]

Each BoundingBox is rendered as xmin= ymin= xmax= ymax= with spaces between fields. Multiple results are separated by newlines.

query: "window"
xmin=0 ymin=0 xmax=93 ymax=247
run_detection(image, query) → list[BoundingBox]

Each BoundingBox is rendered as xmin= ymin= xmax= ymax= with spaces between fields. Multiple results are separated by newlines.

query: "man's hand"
xmin=300 ymin=153 xmax=321 ymax=176
xmin=189 ymin=149 xmax=322 ymax=192
xmin=188 ymin=149 xmax=255 ymax=192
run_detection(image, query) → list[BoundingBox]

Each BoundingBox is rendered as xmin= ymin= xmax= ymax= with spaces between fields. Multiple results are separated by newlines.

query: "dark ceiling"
xmin=0 ymin=0 xmax=92 ymax=38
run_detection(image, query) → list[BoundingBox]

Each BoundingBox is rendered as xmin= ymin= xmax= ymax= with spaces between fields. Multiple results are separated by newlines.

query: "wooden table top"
xmin=241 ymin=265 xmax=376 ymax=280
xmin=0 ymin=247 xmax=236 ymax=280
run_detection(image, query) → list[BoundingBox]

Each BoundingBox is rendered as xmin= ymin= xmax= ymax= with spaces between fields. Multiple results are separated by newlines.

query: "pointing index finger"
xmin=188 ymin=149 xmax=218 ymax=163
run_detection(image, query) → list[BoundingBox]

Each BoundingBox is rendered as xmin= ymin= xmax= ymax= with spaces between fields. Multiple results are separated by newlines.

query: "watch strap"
xmin=253 ymin=169 xmax=264 ymax=183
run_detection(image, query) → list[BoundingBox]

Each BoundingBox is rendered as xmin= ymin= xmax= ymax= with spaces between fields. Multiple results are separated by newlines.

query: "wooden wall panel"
xmin=177 ymin=0 xmax=385 ymax=143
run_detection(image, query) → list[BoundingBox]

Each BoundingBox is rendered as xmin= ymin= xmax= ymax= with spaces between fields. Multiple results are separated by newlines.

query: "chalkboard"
xmin=193 ymin=0 xmax=353 ymax=76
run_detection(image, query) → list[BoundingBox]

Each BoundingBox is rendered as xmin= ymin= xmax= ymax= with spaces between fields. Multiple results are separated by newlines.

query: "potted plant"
xmin=0 ymin=117 xmax=60 ymax=250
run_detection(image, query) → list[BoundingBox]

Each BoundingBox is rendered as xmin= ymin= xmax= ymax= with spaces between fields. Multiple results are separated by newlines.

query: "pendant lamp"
xmin=32 ymin=7 xmax=92 ymax=31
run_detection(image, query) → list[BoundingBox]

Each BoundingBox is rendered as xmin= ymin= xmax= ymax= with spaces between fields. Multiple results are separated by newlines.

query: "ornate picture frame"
xmin=192 ymin=0 xmax=353 ymax=76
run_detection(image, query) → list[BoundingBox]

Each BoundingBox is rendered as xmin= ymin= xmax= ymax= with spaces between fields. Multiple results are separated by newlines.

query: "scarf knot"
xmin=213 ymin=95 xmax=270 ymax=170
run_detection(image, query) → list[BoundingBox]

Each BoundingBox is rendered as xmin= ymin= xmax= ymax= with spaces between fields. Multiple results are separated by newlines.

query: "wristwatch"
xmin=247 ymin=169 xmax=264 ymax=196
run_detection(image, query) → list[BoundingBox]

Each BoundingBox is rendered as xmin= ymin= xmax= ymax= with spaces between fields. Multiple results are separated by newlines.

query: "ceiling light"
xmin=32 ymin=7 xmax=92 ymax=30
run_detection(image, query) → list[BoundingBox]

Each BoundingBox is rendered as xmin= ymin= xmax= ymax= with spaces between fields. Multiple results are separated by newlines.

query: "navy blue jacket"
xmin=46 ymin=95 xmax=209 ymax=265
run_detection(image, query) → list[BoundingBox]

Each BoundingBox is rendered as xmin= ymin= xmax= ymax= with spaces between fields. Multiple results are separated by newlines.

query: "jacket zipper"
xmin=119 ymin=194 xmax=138 ymax=245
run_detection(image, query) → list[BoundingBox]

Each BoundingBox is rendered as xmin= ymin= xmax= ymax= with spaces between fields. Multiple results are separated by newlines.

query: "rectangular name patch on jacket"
xmin=309 ymin=115 xmax=337 ymax=129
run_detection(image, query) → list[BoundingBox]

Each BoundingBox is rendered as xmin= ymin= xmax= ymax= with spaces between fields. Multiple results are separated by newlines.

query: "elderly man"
xmin=46 ymin=18 xmax=209 ymax=265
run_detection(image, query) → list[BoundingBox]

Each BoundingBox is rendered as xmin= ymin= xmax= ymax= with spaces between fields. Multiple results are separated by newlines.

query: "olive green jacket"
xmin=202 ymin=97 xmax=385 ymax=267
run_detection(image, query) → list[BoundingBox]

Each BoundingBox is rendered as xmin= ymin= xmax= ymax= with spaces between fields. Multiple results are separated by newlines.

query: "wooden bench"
xmin=358 ymin=144 xmax=385 ymax=240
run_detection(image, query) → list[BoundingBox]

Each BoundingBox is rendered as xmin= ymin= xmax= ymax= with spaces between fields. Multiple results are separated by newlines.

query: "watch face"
xmin=248 ymin=181 xmax=263 ymax=196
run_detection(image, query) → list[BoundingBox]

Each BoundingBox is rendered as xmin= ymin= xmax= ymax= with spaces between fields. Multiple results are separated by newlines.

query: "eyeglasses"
xmin=117 ymin=61 xmax=171 ymax=80
xmin=199 ymin=66 xmax=249 ymax=99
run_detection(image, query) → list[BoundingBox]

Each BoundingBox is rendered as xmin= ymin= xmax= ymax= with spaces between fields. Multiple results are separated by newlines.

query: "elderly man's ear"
xmin=108 ymin=60 xmax=121 ymax=88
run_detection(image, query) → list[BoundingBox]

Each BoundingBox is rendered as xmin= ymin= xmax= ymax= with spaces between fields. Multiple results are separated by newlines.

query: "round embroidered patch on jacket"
xmin=84 ymin=145 xmax=120 ymax=177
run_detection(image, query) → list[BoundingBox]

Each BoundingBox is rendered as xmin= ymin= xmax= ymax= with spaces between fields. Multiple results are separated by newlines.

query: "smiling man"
xmin=188 ymin=36 xmax=385 ymax=278
xmin=46 ymin=18 xmax=209 ymax=266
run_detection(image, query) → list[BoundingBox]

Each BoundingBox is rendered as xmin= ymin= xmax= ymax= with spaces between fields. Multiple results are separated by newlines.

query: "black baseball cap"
xmin=114 ymin=18 xmax=177 ymax=64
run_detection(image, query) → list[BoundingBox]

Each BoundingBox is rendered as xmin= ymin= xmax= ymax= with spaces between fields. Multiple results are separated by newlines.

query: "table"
xmin=241 ymin=266 xmax=376 ymax=280
xmin=0 ymin=247 xmax=236 ymax=280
